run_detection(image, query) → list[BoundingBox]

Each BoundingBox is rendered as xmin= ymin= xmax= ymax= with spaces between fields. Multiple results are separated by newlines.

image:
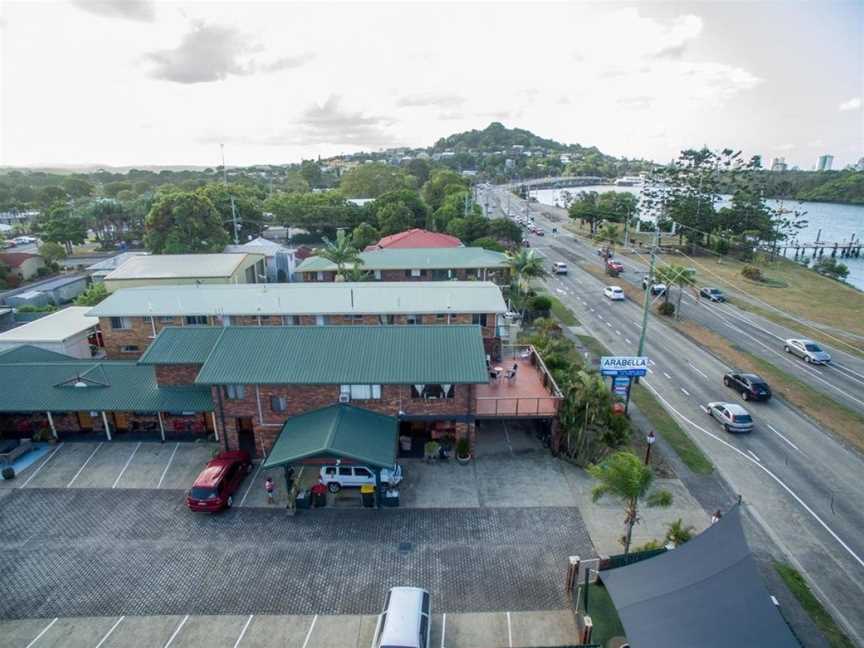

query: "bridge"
xmin=504 ymin=176 xmax=606 ymax=192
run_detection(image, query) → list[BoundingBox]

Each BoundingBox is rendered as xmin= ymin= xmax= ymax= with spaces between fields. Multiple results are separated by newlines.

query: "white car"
xmin=603 ymin=286 xmax=625 ymax=301
xmin=706 ymin=402 xmax=754 ymax=433
xmin=320 ymin=462 xmax=403 ymax=493
xmin=552 ymin=262 xmax=568 ymax=275
xmin=784 ymin=338 xmax=831 ymax=364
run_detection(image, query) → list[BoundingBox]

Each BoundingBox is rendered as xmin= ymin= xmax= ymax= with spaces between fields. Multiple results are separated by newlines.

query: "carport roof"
xmin=138 ymin=327 xmax=223 ymax=365
xmin=263 ymin=404 xmax=397 ymax=469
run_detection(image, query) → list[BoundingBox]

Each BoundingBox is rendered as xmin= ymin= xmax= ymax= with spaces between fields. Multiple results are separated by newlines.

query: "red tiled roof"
xmin=0 ymin=253 xmax=39 ymax=268
xmin=371 ymin=229 xmax=462 ymax=250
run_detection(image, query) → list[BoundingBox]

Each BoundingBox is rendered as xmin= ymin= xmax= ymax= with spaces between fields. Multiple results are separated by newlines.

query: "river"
xmin=530 ymin=185 xmax=864 ymax=291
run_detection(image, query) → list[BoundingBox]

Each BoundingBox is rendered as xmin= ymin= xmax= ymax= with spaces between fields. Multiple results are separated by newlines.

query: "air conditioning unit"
xmin=339 ymin=393 xmax=350 ymax=403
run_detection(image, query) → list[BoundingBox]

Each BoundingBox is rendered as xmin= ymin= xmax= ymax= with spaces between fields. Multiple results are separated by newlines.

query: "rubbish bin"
xmin=295 ymin=490 xmax=310 ymax=510
xmin=383 ymin=488 xmax=400 ymax=507
xmin=361 ymin=483 xmax=376 ymax=508
xmin=313 ymin=490 xmax=327 ymax=508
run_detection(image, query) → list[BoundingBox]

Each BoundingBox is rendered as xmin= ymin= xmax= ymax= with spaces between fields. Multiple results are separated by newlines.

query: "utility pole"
xmin=636 ymin=228 xmax=660 ymax=362
xmin=221 ymin=143 xmax=240 ymax=245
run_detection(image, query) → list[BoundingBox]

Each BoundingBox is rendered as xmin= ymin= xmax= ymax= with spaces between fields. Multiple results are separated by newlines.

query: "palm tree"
xmin=588 ymin=451 xmax=673 ymax=555
xmin=559 ymin=370 xmax=612 ymax=463
xmin=506 ymin=249 xmax=548 ymax=315
xmin=318 ymin=229 xmax=363 ymax=282
xmin=664 ymin=518 xmax=696 ymax=547
xmin=655 ymin=264 xmax=695 ymax=319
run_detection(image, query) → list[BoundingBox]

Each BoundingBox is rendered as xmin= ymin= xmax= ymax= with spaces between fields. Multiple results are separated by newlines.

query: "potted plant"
xmin=2 ymin=466 xmax=15 ymax=480
xmin=456 ymin=438 xmax=471 ymax=465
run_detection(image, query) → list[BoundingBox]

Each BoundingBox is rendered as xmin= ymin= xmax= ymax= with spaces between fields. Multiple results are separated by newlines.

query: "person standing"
xmin=265 ymin=477 xmax=274 ymax=504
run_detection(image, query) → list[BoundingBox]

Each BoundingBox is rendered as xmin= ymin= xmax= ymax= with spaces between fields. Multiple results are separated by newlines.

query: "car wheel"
xmin=226 ymin=495 xmax=233 ymax=508
xmin=805 ymin=356 xmax=811 ymax=363
xmin=784 ymin=346 xmax=790 ymax=353
xmin=742 ymin=391 xmax=749 ymax=401
xmin=723 ymin=425 xmax=731 ymax=433
xmin=328 ymin=482 xmax=341 ymax=493
xmin=723 ymin=377 xmax=730 ymax=387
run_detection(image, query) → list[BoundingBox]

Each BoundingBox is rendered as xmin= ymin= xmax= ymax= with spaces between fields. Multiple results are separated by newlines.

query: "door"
xmin=112 ymin=412 xmax=130 ymax=432
xmin=77 ymin=411 xmax=94 ymax=431
xmin=236 ymin=417 xmax=256 ymax=455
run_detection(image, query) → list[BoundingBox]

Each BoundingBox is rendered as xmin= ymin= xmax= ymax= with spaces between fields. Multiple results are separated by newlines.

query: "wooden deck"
xmin=475 ymin=354 xmax=561 ymax=417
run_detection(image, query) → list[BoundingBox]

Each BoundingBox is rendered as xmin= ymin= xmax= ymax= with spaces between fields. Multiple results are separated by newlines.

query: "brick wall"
xmin=154 ymin=364 xmax=202 ymax=386
xmin=101 ymin=315 xmax=217 ymax=359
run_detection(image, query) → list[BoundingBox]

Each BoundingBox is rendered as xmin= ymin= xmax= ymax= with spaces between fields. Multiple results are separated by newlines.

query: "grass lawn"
xmin=583 ymin=582 xmax=626 ymax=646
xmin=676 ymin=320 xmax=864 ymax=453
xmin=773 ymin=562 xmax=855 ymax=648
xmin=577 ymin=334 xmax=611 ymax=359
xmin=546 ymin=294 xmax=580 ymax=326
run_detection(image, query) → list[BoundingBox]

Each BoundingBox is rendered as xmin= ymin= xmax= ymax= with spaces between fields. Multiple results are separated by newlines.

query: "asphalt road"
xmin=481 ymin=185 xmax=864 ymax=643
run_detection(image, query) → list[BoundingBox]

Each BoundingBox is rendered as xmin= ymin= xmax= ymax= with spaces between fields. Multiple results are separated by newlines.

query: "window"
xmin=340 ymin=384 xmax=381 ymax=400
xmin=354 ymin=467 xmax=371 ymax=478
xmin=405 ymin=314 xmax=419 ymax=325
xmin=379 ymin=314 xmax=394 ymax=325
xmin=270 ymin=396 xmax=287 ymax=412
xmin=315 ymin=314 xmax=328 ymax=326
xmin=223 ymin=385 xmax=246 ymax=400
xmin=411 ymin=384 xmax=454 ymax=399
xmin=282 ymin=315 xmax=299 ymax=325
xmin=316 ymin=271 xmax=325 ymax=281
xmin=472 ymin=313 xmax=488 ymax=327
xmin=159 ymin=316 xmax=175 ymax=323
xmin=349 ymin=314 xmax=364 ymax=322
xmin=338 ymin=466 xmax=352 ymax=476
xmin=324 ymin=466 xmax=336 ymax=476
xmin=110 ymin=317 xmax=132 ymax=330
xmin=374 ymin=270 xmax=382 ymax=280
xmin=409 ymin=268 xmax=422 ymax=278
xmin=185 ymin=315 xmax=207 ymax=325
xmin=436 ymin=313 xmax=447 ymax=321
xmin=120 ymin=345 xmax=140 ymax=353
xmin=216 ymin=315 xmax=231 ymax=327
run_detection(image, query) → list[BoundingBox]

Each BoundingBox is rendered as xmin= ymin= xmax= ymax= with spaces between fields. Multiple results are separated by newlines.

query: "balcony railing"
xmin=474 ymin=344 xmax=563 ymax=418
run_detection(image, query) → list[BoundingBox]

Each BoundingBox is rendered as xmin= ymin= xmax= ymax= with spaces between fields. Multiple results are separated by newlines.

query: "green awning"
xmin=263 ymin=404 xmax=397 ymax=470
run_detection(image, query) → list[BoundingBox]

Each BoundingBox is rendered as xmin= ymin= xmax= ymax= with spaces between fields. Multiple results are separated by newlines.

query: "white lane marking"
xmin=647 ymin=368 xmax=654 ymax=374
xmin=615 ymin=330 xmax=622 ymax=336
xmin=680 ymin=388 xmax=691 ymax=397
xmin=66 ymin=442 xmax=103 ymax=488
xmin=642 ymin=380 xmax=864 ymax=570
xmin=831 ymin=362 xmax=864 ymax=389
xmin=233 ymin=614 xmax=254 ymax=648
xmin=301 ymin=615 xmax=318 ymax=648
xmin=648 ymin=359 xmax=656 ymax=366
xmin=597 ymin=314 xmax=603 ymax=320
xmin=625 ymin=338 xmax=632 ymax=345
xmin=633 ymin=321 xmax=642 ymax=328
xmin=556 ymin=288 xmax=566 ymax=294
xmin=20 ymin=443 xmax=65 ymax=488
xmin=163 ymin=615 xmax=189 ymax=648
xmin=112 ymin=442 xmax=142 ymax=489
xmin=766 ymin=423 xmax=803 ymax=454
xmin=699 ymin=404 xmax=709 ymax=413
xmin=606 ymin=322 xmax=612 ymax=328
xmin=687 ymin=362 xmax=709 ymax=379
xmin=23 ymin=618 xmax=58 ymax=648
xmin=663 ymin=372 xmax=672 ymax=380
xmin=94 ymin=616 xmax=125 ymax=648
xmin=441 ymin=613 xmax=446 ymax=648
xmin=157 ymin=442 xmax=181 ymax=489
xmin=506 ymin=611 xmax=513 ymax=648
xmin=590 ymin=308 xmax=595 ymax=313
xmin=748 ymin=449 xmax=762 ymax=463
xmin=239 ymin=460 xmax=265 ymax=506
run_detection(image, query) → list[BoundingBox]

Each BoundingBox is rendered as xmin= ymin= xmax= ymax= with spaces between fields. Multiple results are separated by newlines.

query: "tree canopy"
xmin=144 ymin=191 xmax=229 ymax=254
xmin=339 ymin=163 xmax=416 ymax=198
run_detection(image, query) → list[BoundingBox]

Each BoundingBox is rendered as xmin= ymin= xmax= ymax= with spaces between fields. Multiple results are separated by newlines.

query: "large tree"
xmin=446 ymin=215 xmax=489 ymax=243
xmin=197 ymin=182 xmax=264 ymax=244
xmin=655 ymin=264 xmax=696 ymax=319
xmin=351 ymin=222 xmax=380 ymax=250
xmin=144 ymin=191 xmax=228 ymax=254
xmin=339 ymin=163 xmax=416 ymax=198
xmin=367 ymin=189 xmax=429 ymax=229
xmin=506 ymin=249 xmax=548 ymax=316
xmin=300 ymin=160 xmax=323 ymax=188
xmin=34 ymin=203 xmax=88 ymax=254
xmin=377 ymin=203 xmax=415 ymax=236
xmin=421 ymin=169 xmax=468 ymax=212
xmin=265 ymin=191 xmax=364 ymax=240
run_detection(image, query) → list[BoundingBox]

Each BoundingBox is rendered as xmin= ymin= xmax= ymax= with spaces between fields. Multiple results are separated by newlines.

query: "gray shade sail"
xmin=600 ymin=506 xmax=799 ymax=648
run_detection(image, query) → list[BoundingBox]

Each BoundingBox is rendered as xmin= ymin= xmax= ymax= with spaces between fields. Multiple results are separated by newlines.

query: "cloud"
xmin=438 ymin=111 xmax=464 ymax=121
xmin=397 ymin=93 xmax=465 ymax=108
xmin=71 ymin=0 xmax=155 ymax=21
xmin=144 ymin=23 xmax=313 ymax=83
xmin=839 ymin=97 xmax=862 ymax=112
xmin=289 ymin=96 xmax=398 ymax=147
xmin=617 ymin=96 xmax=654 ymax=109
xmin=653 ymin=43 xmax=687 ymax=60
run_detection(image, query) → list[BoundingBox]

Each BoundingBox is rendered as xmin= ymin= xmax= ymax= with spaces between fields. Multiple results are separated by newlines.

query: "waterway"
xmin=530 ymin=185 xmax=864 ymax=291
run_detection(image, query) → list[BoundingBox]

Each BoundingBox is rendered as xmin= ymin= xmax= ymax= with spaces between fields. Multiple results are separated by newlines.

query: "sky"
xmin=0 ymin=0 xmax=862 ymax=169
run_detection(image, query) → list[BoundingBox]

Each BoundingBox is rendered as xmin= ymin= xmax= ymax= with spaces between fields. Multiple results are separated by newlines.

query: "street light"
xmin=645 ymin=430 xmax=656 ymax=465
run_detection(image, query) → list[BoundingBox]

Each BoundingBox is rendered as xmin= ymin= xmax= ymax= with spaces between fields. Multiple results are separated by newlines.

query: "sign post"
xmin=601 ymin=356 xmax=649 ymax=414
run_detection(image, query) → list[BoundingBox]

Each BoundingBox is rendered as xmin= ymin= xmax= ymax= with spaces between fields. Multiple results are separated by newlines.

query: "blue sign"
xmin=613 ymin=376 xmax=630 ymax=395
xmin=601 ymin=356 xmax=648 ymax=377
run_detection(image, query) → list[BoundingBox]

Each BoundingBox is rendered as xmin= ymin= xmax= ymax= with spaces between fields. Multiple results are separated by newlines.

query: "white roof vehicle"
xmin=604 ymin=286 xmax=625 ymax=301
xmin=373 ymin=587 xmax=431 ymax=648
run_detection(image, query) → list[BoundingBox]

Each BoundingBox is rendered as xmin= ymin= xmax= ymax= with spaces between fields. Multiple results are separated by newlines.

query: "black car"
xmin=700 ymin=287 xmax=726 ymax=302
xmin=723 ymin=372 xmax=771 ymax=401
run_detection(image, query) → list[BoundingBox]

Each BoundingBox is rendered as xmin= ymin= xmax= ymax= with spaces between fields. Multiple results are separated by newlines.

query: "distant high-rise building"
xmin=817 ymin=154 xmax=834 ymax=172
xmin=771 ymin=157 xmax=788 ymax=172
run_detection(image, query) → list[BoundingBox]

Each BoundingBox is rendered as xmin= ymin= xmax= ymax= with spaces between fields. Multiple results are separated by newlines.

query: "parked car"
xmin=320 ymin=462 xmax=403 ymax=493
xmin=534 ymin=228 xmax=545 ymax=236
xmin=784 ymin=338 xmax=831 ymax=364
xmin=603 ymin=286 xmax=625 ymax=301
xmin=706 ymin=402 xmax=754 ymax=433
xmin=723 ymin=372 xmax=772 ymax=401
xmin=522 ymin=239 xmax=531 ymax=247
xmin=641 ymin=276 xmax=666 ymax=296
xmin=606 ymin=259 xmax=624 ymax=275
xmin=700 ymin=287 xmax=726 ymax=302
xmin=553 ymin=262 xmax=568 ymax=275
xmin=186 ymin=450 xmax=252 ymax=512
xmin=597 ymin=247 xmax=612 ymax=258
xmin=372 ymin=587 xmax=431 ymax=648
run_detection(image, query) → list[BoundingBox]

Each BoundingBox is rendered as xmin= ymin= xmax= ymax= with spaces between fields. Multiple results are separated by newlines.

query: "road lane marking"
xmin=239 ymin=460 xmax=265 ymax=506
xmin=66 ymin=442 xmax=103 ymax=488
xmin=766 ymin=423 xmax=803 ymax=453
xmin=647 ymin=368 xmax=654 ymax=374
xmin=20 ymin=443 xmax=65 ymax=488
xmin=615 ymin=330 xmax=622 ymax=336
xmin=157 ymin=442 xmax=181 ymax=489
xmin=687 ymin=362 xmax=709 ymax=379
xmin=625 ymin=338 xmax=632 ymax=345
xmin=606 ymin=322 xmax=612 ymax=328
xmin=507 ymin=611 xmax=513 ymax=648
xmin=441 ymin=613 xmax=446 ymax=648
xmin=112 ymin=442 xmax=142 ymax=489
xmin=590 ymin=308 xmax=595 ymax=312
xmin=663 ymin=372 xmax=672 ymax=380
xmin=680 ymin=388 xmax=691 ymax=397
xmin=94 ymin=616 xmax=125 ymax=648
xmin=301 ymin=615 xmax=318 ymax=648
xmin=748 ymin=450 xmax=761 ymax=463
xmin=556 ymin=288 xmax=566 ymax=294
xmin=648 ymin=359 xmax=656 ymax=365
xmin=699 ymin=404 xmax=709 ymax=413
xmin=23 ymin=618 xmax=57 ymax=648
xmin=233 ymin=614 xmax=254 ymax=648
xmin=163 ymin=615 xmax=189 ymax=648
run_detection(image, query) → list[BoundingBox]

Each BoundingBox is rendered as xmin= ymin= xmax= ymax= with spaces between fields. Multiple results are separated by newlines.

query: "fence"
xmin=601 ymin=547 xmax=667 ymax=571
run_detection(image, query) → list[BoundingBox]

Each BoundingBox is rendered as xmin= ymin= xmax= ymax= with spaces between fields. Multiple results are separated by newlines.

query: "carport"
xmin=262 ymin=404 xmax=397 ymax=508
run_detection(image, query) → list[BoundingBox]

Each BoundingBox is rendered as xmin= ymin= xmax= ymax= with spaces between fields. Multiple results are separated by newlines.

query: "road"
xmin=480 ymin=184 xmax=864 ymax=643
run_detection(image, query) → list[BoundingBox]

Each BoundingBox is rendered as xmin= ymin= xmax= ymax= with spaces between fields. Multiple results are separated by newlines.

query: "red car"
xmin=186 ymin=450 xmax=252 ymax=512
xmin=606 ymin=259 xmax=624 ymax=275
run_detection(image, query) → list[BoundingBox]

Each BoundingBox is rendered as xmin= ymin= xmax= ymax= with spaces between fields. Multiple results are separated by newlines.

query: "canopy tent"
xmin=262 ymin=404 xmax=397 ymax=470
xmin=600 ymin=506 xmax=799 ymax=648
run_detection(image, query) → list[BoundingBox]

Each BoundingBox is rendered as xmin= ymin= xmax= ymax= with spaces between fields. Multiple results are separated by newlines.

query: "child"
xmin=265 ymin=477 xmax=274 ymax=504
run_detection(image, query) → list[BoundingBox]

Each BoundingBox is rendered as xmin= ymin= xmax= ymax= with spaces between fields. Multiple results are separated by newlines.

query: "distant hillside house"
xmin=0 ymin=253 xmax=45 ymax=281
xmin=102 ymin=253 xmax=266 ymax=293
xmin=366 ymin=228 xmax=463 ymax=252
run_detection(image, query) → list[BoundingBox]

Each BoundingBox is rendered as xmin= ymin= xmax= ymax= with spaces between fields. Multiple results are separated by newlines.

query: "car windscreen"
xmin=804 ymin=344 xmax=822 ymax=352
xmin=733 ymin=415 xmax=752 ymax=423
xmin=190 ymin=487 xmax=217 ymax=500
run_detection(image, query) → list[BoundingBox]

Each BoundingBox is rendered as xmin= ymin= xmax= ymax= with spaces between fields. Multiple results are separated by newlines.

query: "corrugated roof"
xmin=296 ymin=247 xmax=508 ymax=272
xmin=0 ymin=345 xmax=77 ymax=363
xmin=0 ymin=307 xmax=98 ymax=343
xmin=263 ymin=404 xmax=397 ymax=469
xmin=103 ymin=253 xmax=264 ymax=281
xmin=87 ymin=281 xmax=506 ymax=317
xmin=0 ymin=361 xmax=213 ymax=412
xmin=28 ymin=274 xmax=88 ymax=292
xmin=138 ymin=327 xmax=224 ymax=365
xmin=172 ymin=325 xmax=488 ymax=385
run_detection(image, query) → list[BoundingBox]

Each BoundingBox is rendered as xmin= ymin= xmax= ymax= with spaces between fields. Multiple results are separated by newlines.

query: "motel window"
xmin=405 ymin=314 xmax=419 ymax=325
xmin=270 ymin=396 xmax=287 ymax=412
xmin=282 ymin=315 xmax=299 ymax=325
xmin=223 ymin=385 xmax=246 ymax=400
xmin=436 ymin=313 xmax=447 ymax=322
xmin=407 ymin=269 xmax=423 ymax=278
xmin=340 ymin=384 xmax=381 ymax=400
xmin=374 ymin=270 xmax=382 ymax=280
xmin=349 ymin=314 xmax=364 ymax=322
xmin=315 ymin=315 xmax=328 ymax=326
xmin=185 ymin=315 xmax=208 ymax=325
xmin=379 ymin=314 xmax=394 ymax=325
xmin=472 ymin=313 xmax=488 ymax=327
xmin=159 ymin=316 xmax=175 ymax=323
xmin=411 ymin=384 xmax=454 ymax=399
xmin=120 ymin=345 xmax=140 ymax=353
xmin=110 ymin=317 xmax=132 ymax=330
xmin=316 ymin=271 xmax=325 ymax=281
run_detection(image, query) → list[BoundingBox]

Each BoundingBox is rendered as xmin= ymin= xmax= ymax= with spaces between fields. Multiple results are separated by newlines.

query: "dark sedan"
xmin=700 ymin=287 xmax=727 ymax=302
xmin=723 ymin=372 xmax=772 ymax=401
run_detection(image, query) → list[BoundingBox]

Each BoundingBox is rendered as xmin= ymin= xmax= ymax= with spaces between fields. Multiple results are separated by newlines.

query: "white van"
xmin=372 ymin=586 xmax=431 ymax=648
xmin=553 ymin=262 xmax=568 ymax=275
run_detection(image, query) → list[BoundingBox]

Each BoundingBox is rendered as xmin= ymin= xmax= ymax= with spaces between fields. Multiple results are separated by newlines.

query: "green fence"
xmin=603 ymin=547 xmax=667 ymax=570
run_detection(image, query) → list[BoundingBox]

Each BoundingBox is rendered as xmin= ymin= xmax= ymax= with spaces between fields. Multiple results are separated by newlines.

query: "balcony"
xmin=475 ymin=345 xmax=563 ymax=418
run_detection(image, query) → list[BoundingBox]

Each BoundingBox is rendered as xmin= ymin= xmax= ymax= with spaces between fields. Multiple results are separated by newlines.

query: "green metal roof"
xmin=296 ymin=247 xmax=508 ymax=273
xmin=0 ymin=360 xmax=214 ymax=413
xmin=263 ymin=404 xmax=397 ymax=469
xmin=190 ymin=325 xmax=489 ymax=385
xmin=138 ymin=327 xmax=224 ymax=365
xmin=0 ymin=345 xmax=77 ymax=363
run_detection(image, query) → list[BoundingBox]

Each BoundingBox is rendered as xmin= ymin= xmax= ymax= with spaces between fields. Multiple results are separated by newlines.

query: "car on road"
xmin=603 ymin=286 xmax=625 ymax=301
xmin=706 ymin=402 xmax=754 ymax=433
xmin=186 ymin=450 xmax=252 ymax=512
xmin=723 ymin=372 xmax=772 ymax=401
xmin=372 ymin=586 xmax=431 ymax=648
xmin=700 ymin=287 xmax=726 ymax=302
xmin=606 ymin=259 xmax=624 ymax=275
xmin=534 ymin=228 xmax=545 ymax=236
xmin=597 ymin=247 xmax=612 ymax=258
xmin=12 ymin=236 xmax=37 ymax=245
xmin=784 ymin=338 xmax=831 ymax=364
xmin=320 ymin=462 xmax=403 ymax=493
xmin=552 ymin=262 xmax=568 ymax=275
xmin=641 ymin=276 xmax=666 ymax=296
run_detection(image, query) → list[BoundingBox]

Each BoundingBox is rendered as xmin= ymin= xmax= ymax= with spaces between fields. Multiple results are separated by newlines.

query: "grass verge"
xmin=576 ymin=334 xmax=610 ymax=358
xmin=676 ymin=320 xmax=864 ymax=453
xmin=547 ymin=294 xmax=580 ymax=326
xmin=773 ymin=561 xmax=855 ymax=648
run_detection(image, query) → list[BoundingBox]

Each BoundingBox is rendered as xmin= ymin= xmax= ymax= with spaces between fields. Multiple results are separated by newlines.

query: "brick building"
xmin=88 ymin=281 xmax=507 ymax=359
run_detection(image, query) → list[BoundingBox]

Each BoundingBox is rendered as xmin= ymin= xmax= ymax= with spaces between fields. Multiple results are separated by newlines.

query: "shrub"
xmin=456 ymin=437 xmax=470 ymax=458
xmin=471 ymin=237 xmax=506 ymax=252
xmin=634 ymin=539 xmax=663 ymax=552
xmin=16 ymin=304 xmax=57 ymax=313
xmin=741 ymin=265 xmax=763 ymax=281
xmin=665 ymin=518 xmax=695 ymax=546
xmin=812 ymin=257 xmax=849 ymax=281
xmin=530 ymin=295 xmax=552 ymax=315
xmin=657 ymin=302 xmax=675 ymax=317
xmin=713 ymin=239 xmax=730 ymax=255
xmin=35 ymin=266 xmax=53 ymax=278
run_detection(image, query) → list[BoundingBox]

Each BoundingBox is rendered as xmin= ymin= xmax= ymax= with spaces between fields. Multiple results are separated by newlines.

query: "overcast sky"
xmin=1 ymin=1 xmax=862 ymax=169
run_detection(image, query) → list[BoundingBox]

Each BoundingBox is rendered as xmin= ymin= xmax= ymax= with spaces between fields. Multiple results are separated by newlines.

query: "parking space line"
xmin=66 ymin=443 xmax=103 ymax=488
xmin=506 ymin=611 xmax=513 ymax=647
xmin=301 ymin=615 xmax=318 ymax=648
xmin=162 ymin=614 xmax=189 ymax=648
xmin=23 ymin=617 xmax=57 ymax=648
xmin=239 ymin=460 xmax=265 ymax=506
xmin=20 ymin=443 xmax=65 ymax=488
xmin=157 ymin=442 xmax=181 ymax=489
xmin=112 ymin=442 xmax=142 ymax=489
xmin=625 ymin=338 xmax=632 ymax=345
xmin=233 ymin=614 xmax=253 ymax=648
xmin=766 ymin=423 xmax=803 ymax=454
xmin=94 ymin=616 xmax=125 ymax=648
xmin=441 ymin=613 xmax=446 ymax=648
